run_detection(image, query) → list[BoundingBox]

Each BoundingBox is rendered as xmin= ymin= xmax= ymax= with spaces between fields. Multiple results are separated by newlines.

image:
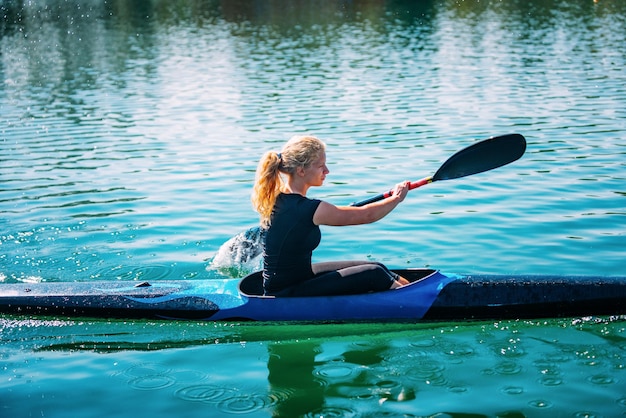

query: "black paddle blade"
xmin=433 ymin=134 xmax=526 ymax=181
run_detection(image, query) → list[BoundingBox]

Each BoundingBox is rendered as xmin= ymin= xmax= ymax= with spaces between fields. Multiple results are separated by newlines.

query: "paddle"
xmin=350 ymin=133 xmax=526 ymax=206
xmin=211 ymin=133 xmax=526 ymax=271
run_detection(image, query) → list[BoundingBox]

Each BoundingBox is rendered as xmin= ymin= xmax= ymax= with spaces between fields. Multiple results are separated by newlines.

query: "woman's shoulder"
xmin=278 ymin=193 xmax=321 ymax=212
xmin=279 ymin=193 xmax=320 ymax=203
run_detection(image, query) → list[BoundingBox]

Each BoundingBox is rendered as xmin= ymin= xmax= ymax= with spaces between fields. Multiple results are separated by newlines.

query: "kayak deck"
xmin=423 ymin=274 xmax=626 ymax=320
xmin=0 ymin=269 xmax=624 ymax=322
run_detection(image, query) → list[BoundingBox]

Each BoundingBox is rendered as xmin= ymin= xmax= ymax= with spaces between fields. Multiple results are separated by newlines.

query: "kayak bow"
xmin=0 ymin=269 xmax=624 ymax=322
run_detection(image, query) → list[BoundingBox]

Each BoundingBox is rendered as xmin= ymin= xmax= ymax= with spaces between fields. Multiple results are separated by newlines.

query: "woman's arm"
xmin=313 ymin=181 xmax=410 ymax=226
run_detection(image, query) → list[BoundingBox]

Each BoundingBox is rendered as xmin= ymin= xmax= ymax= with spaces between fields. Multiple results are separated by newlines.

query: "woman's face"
xmin=302 ymin=152 xmax=329 ymax=187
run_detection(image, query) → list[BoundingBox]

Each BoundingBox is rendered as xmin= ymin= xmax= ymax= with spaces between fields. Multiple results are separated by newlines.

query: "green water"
xmin=2 ymin=317 xmax=625 ymax=417
xmin=1 ymin=0 xmax=625 ymax=416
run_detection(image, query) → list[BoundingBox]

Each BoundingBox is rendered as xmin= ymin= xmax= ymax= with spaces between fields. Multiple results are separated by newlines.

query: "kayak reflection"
xmin=267 ymin=339 xmax=417 ymax=417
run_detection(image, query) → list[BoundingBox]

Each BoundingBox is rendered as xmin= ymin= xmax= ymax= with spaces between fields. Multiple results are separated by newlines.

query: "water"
xmin=1 ymin=0 xmax=625 ymax=416
xmin=1 ymin=317 xmax=625 ymax=417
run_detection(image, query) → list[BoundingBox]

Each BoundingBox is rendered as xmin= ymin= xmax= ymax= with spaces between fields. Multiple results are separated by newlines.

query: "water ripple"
xmin=305 ymin=407 xmax=358 ymax=418
xmin=175 ymin=384 xmax=239 ymax=403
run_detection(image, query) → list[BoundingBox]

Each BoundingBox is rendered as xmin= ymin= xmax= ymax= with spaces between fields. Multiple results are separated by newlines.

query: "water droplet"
xmin=587 ymin=374 xmax=615 ymax=385
xmin=573 ymin=411 xmax=601 ymax=418
xmin=501 ymin=386 xmax=524 ymax=395
xmin=528 ymin=399 xmax=552 ymax=409
xmin=540 ymin=377 xmax=563 ymax=386
xmin=305 ymin=406 xmax=357 ymax=418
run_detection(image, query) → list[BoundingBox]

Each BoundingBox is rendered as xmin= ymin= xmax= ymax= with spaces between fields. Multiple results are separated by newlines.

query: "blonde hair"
xmin=251 ymin=135 xmax=326 ymax=227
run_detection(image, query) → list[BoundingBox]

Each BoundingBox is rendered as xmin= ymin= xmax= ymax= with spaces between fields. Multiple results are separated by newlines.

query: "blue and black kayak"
xmin=0 ymin=269 xmax=624 ymax=322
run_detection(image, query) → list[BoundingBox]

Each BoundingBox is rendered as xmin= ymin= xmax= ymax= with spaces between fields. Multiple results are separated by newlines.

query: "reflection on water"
xmin=268 ymin=342 xmax=325 ymax=417
xmin=1 ymin=315 xmax=625 ymax=416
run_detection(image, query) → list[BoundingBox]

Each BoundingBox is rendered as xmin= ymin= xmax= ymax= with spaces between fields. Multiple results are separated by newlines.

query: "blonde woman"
xmin=252 ymin=135 xmax=410 ymax=296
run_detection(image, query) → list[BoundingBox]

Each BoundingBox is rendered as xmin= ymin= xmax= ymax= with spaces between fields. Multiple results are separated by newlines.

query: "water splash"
xmin=208 ymin=227 xmax=264 ymax=277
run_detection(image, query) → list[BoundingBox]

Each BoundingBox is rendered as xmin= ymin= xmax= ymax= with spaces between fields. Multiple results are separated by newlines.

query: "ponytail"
xmin=251 ymin=151 xmax=283 ymax=228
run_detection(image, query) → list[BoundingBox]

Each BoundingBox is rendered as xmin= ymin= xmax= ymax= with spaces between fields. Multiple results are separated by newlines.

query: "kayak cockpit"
xmin=238 ymin=268 xmax=439 ymax=298
xmin=238 ymin=272 xmax=266 ymax=297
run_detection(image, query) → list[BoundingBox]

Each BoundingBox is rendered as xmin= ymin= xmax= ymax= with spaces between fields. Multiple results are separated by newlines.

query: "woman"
xmin=251 ymin=135 xmax=410 ymax=297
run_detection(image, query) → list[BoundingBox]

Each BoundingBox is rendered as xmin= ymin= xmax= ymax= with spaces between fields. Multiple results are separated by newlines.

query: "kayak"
xmin=1 ymin=269 xmax=624 ymax=322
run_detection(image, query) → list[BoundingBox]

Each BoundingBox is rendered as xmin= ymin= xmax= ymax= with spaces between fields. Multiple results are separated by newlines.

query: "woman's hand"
xmin=391 ymin=181 xmax=410 ymax=203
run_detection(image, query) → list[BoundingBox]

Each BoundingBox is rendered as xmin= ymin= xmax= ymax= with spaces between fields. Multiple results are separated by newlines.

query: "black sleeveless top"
xmin=262 ymin=193 xmax=322 ymax=294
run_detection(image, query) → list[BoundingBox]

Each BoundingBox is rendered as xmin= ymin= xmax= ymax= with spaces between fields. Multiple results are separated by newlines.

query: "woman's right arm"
xmin=312 ymin=181 xmax=410 ymax=226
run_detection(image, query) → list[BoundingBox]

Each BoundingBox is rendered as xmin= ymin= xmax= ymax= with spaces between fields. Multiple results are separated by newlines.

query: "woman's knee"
xmin=312 ymin=260 xmax=369 ymax=275
xmin=336 ymin=263 xmax=380 ymax=277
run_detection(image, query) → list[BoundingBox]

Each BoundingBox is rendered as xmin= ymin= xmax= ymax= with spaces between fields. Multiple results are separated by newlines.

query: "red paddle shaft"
xmin=383 ymin=176 xmax=433 ymax=199
xmin=351 ymin=176 xmax=433 ymax=207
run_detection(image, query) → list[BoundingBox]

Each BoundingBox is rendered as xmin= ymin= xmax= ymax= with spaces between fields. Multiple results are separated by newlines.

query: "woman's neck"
xmin=284 ymin=177 xmax=309 ymax=196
